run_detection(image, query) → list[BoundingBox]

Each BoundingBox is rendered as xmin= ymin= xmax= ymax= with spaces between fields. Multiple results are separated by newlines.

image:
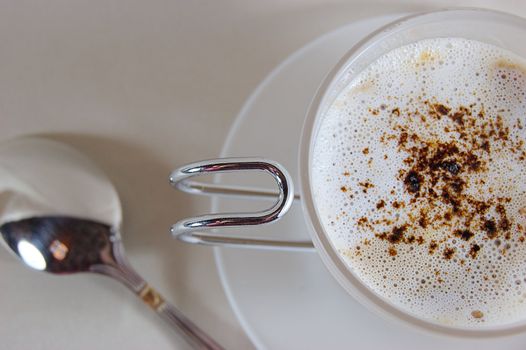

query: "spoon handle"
xmin=137 ymin=284 xmax=225 ymax=350
xmin=97 ymin=240 xmax=225 ymax=350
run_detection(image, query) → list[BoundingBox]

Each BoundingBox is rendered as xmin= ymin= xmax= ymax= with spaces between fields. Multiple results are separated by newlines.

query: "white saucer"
xmin=213 ymin=14 xmax=526 ymax=350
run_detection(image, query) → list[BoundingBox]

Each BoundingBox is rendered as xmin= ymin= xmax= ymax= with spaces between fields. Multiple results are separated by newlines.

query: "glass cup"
xmin=170 ymin=8 xmax=526 ymax=337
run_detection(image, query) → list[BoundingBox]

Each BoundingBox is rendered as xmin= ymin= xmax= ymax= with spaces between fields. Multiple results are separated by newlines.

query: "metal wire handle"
xmin=169 ymin=158 xmax=315 ymax=251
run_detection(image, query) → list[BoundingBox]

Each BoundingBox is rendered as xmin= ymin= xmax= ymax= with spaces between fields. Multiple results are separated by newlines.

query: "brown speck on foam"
xmin=443 ymin=246 xmax=455 ymax=260
xmin=376 ymin=224 xmax=409 ymax=244
xmin=392 ymin=201 xmax=405 ymax=209
xmin=357 ymin=217 xmax=371 ymax=230
xmin=418 ymin=209 xmax=428 ymax=228
xmin=404 ymin=170 xmax=422 ymax=194
xmin=432 ymin=103 xmax=451 ymax=116
xmin=418 ymin=49 xmax=439 ymax=64
xmin=369 ymin=108 xmax=379 ymax=116
xmin=388 ymin=246 xmax=397 ymax=256
xmin=469 ymin=244 xmax=481 ymax=259
xmin=358 ymin=181 xmax=375 ymax=193
xmin=471 ymin=310 xmax=484 ymax=319
xmin=482 ymin=219 xmax=497 ymax=238
xmin=429 ymin=241 xmax=438 ymax=255
xmin=453 ymin=229 xmax=474 ymax=241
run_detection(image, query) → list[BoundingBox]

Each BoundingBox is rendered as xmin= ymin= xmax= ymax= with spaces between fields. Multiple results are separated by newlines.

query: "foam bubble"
xmin=311 ymin=38 xmax=526 ymax=327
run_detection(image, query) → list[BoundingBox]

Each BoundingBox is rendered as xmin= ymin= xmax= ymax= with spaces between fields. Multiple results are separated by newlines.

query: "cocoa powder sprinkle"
xmin=346 ymin=100 xmax=523 ymax=262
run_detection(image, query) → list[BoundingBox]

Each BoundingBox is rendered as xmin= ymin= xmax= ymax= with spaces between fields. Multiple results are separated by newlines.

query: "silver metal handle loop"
xmin=169 ymin=158 xmax=314 ymax=251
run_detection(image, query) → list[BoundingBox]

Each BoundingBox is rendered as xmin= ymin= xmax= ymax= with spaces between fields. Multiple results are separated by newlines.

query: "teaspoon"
xmin=0 ymin=137 xmax=223 ymax=350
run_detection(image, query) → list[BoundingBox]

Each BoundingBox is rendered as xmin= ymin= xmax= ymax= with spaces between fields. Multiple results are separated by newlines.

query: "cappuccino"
xmin=311 ymin=38 xmax=526 ymax=327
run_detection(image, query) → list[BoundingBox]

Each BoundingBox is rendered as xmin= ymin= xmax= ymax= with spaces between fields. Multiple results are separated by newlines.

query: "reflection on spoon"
xmin=0 ymin=137 xmax=223 ymax=350
xmin=17 ymin=239 xmax=46 ymax=270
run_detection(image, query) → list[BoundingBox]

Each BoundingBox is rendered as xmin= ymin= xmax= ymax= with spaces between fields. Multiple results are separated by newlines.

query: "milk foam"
xmin=311 ymin=38 xmax=526 ymax=327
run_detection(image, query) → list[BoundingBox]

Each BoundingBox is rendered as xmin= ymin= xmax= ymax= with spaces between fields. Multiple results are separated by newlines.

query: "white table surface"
xmin=1 ymin=1 xmax=525 ymax=349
